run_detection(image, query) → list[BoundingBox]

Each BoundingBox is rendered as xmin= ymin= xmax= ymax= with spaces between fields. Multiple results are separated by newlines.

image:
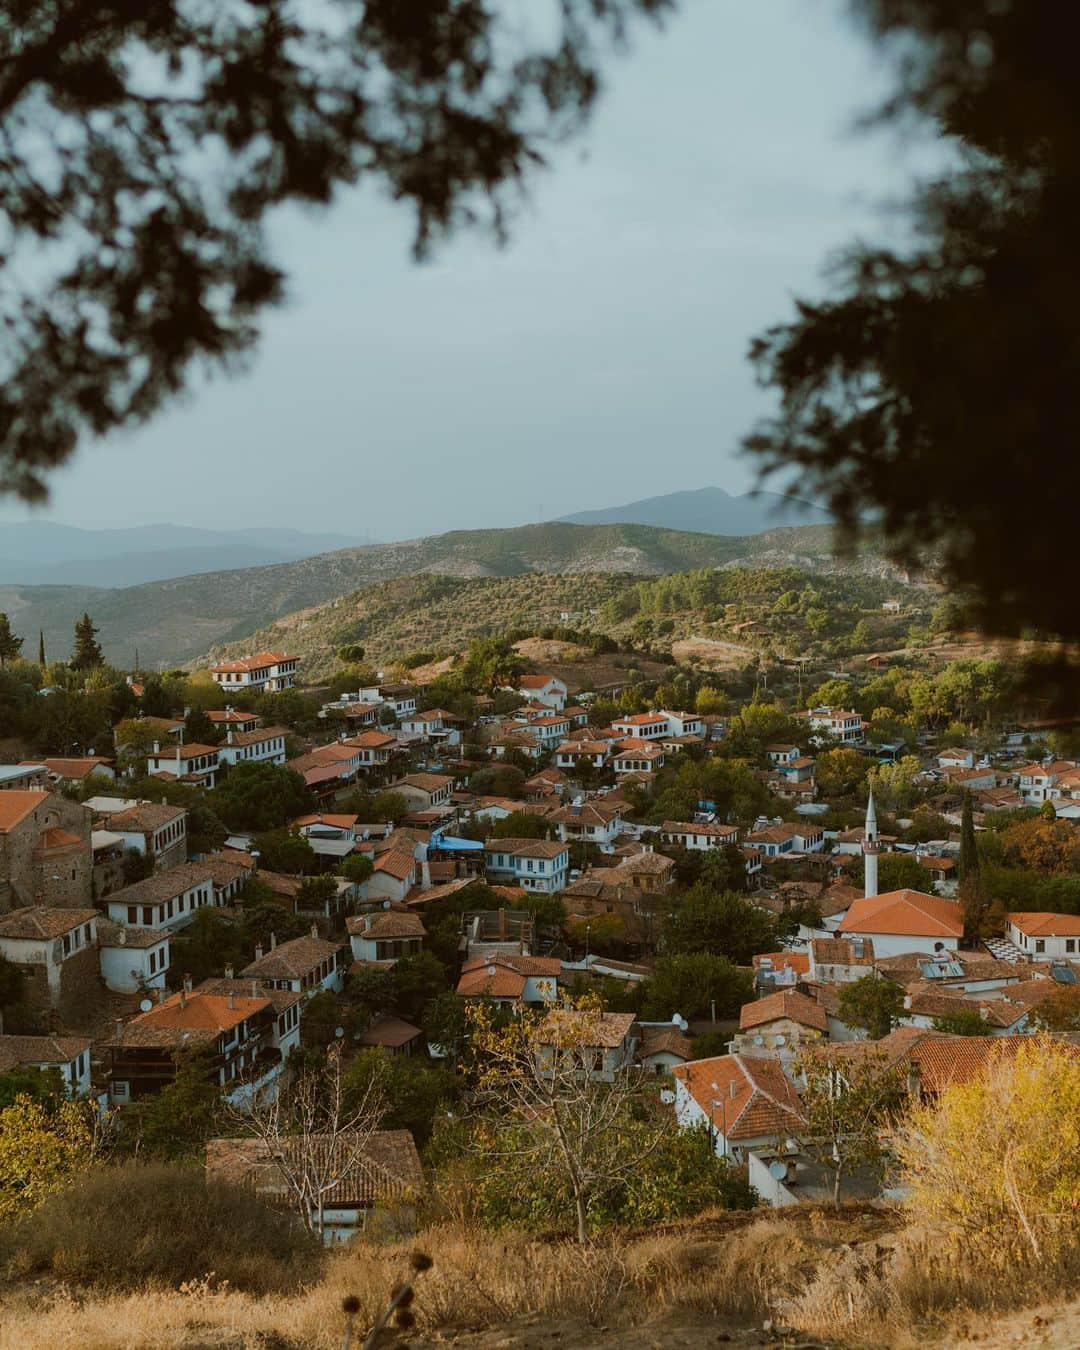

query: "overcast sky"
xmin=1 ymin=0 xmax=934 ymax=543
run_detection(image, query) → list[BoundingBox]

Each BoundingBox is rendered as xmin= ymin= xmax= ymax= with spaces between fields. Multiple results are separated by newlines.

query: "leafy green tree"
xmin=344 ymin=1049 xmax=460 ymax=1147
xmin=344 ymin=789 xmax=410 ymax=825
xmin=641 ymin=953 xmax=753 ymax=1022
xmin=662 ymin=887 xmax=778 ymax=966
xmin=252 ymin=830 xmax=316 ymax=876
xmin=341 ymin=854 xmax=374 ymax=887
xmin=931 ymin=1007 xmax=989 ymax=1037
xmin=694 ymin=686 xmax=729 ymax=716
xmin=184 ymin=705 xmax=218 ymax=746
xmin=295 ymin=874 xmax=337 ymax=913
xmin=124 ymin=1050 xmax=225 ymax=1160
xmin=422 ymin=991 xmax=469 ymax=1058
xmin=392 ymin=952 xmax=449 ymax=1022
xmin=0 ymin=1066 xmax=65 ymax=1110
xmin=210 ymin=762 xmax=312 ymax=832
xmin=867 ymin=851 xmax=933 ymax=895
xmin=808 ymin=678 xmax=855 ymax=709
xmin=167 ymin=909 xmax=251 ymax=987
xmin=0 ymin=614 xmax=23 ymax=668
xmin=490 ymin=811 xmax=550 ymax=840
xmin=838 ymin=975 xmax=905 ymax=1041
xmin=815 ymin=747 xmax=869 ymax=797
xmin=69 ymin=614 xmax=104 ymax=671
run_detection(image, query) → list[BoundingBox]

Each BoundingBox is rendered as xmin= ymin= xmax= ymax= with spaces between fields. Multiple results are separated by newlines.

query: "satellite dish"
xmin=774 ymin=1034 xmax=787 ymax=1046
xmin=487 ymin=965 xmax=497 ymax=977
xmin=768 ymin=1160 xmax=789 ymax=1180
xmin=139 ymin=998 xmax=153 ymax=1013
xmin=334 ymin=1026 xmax=345 ymax=1039
xmin=383 ymin=899 xmax=391 ymax=909
xmin=753 ymin=1035 xmax=765 ymax=1046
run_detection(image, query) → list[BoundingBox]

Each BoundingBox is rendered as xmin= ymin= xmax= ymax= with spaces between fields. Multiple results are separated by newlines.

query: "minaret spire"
xmin=863 ymin=785 xmax=879 ymax=898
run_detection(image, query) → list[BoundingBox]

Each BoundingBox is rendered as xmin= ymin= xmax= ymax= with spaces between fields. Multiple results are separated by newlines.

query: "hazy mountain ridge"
xmin=559 ymin=485 xmax=832 ymax=535
xmin=0 ymin=518 xmax=894 ymax=671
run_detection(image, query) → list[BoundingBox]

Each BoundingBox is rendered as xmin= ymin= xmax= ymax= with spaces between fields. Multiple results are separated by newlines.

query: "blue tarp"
xmin=432 ymin=835 xmax=484 ymax=851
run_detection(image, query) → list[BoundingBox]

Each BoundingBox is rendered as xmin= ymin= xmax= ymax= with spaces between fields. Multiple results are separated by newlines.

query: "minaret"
xmin=863 ymin=786 xmax=879 ymax=899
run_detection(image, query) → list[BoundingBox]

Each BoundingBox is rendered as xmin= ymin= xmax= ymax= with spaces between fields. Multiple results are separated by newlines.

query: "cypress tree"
xmin=70 ymin=613 xmax=104 ymax=671
xmin=958 ymin=790 xmax=986 ymax=943
xmin=38 ymin=629 xmax=46 ymax=666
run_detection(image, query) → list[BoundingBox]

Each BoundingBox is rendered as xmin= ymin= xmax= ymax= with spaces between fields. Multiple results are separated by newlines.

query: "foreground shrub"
xmin=892 ymin=1038 xmax=1080 ymax=1282
xmin=0 ymin=1161 xmax=322 ymax=1293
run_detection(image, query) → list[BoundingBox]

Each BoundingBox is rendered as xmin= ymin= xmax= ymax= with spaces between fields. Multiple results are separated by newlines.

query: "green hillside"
xmin=0 ymin=520 xmax=861 ymax=669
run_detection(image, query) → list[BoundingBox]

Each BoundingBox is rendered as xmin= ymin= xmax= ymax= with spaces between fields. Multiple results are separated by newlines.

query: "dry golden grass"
xmin=1 ymin=1208 xmax=1077 ymax=1349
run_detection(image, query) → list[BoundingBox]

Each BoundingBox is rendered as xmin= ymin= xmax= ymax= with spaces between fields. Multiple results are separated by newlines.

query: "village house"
xmin=287 ymin=742 xmax=364 ymax=795
xmin=105 ymin=861 xmax=216 ymax=932
xmin=807 ymin=936 xmax=875 ymax=984
xmin=555 ymin=739 xmax=612 ymax=770
xmin=550 ymin=800 xmax=624 ymax=850
xmin=201 ymin=850 xmax=256 ymax=904
xmin=344 ymin=730 xmax=399 ymax=768
xmin=348 ymin=910 xmax=426 ymax=966
xmin=802 ymin=706 xmax=864 ymax=747
xmin=1015 ymin=760 xmax=1078 ymax=804
xmin=672 ymin=1053 xmax=804 ymax=1161
xmin=745 ymin=821 xmax=825 ymax=858
xmin=534 ymin=1009 xmax=637 ymax=1082
xmin=602 ymin=849 xmax=677 ymax=892
xmin=207 ymin=708 xmax=261 ymax=735
xmin=106 ymin=986 xmax=281 ymax=1105
xmin=205 ymin=1129 xmax=423 ymax=1243
xmin=0 ymin=906 xmax=100 ymax=1020
xmin=610 ymin=712 xmax=669 ymax=741
xmin=397 ymin=709 xmax=462 ymax=747
xmin=0 ymin=764 xmax=49 ymax=791
xmin=1006 ymin=912 xmax=1080 ymax=962
xmin=484 ymin=838 xmax=570 ymax=893
xmin=240 ymin=930 xmax=346 ymax=996
xmin=20 ymin=756 xmax=116 ymax=787
xmin=0 ymin=1034 xmax=93 ymax=1097
xmin=517 ymin=675 xmax=568 ymax=710
xmin=97 ymin=919 xmax=171 ymax=993
xmin=210 ymin=651 xmax=299 ymax=693
xmin=936 ymin=747 xmax=975 ymax=770
xmin=199 ymin=977 xmax=303 ymax=1064
xmin=839 ymin=889 xmax=964 ymax=957
xmin=611 ymin=741 xmax=666 ymax=774
xmin=0 ymin=789 xmax=93 ymax=911
xmin=357 ymin=1014 xmax=424 ymax=1058
xmin=659 ymin=820 xmax=740 ymax=851
xmin=638 ymin=1026 xmax=695 ymax=1076
xmin=731 ymin=989 xmax=829 ymax=1064
xmin=367 ymin=849 xmax=421 ymax=904
xmin=456 ymin=951 xmax=561 ymax=1004
xmin=391 ymin=774 xmax=454 ymax=812
xmin=216 ymin=726 xmax=289 ymax=769
xmin=146 ymin=740 xmax=221 ymax=789
xmin=108 ymin=801 xmax=188 ymax=872
xmin=356 ymin=684 xmax=419 ymax=718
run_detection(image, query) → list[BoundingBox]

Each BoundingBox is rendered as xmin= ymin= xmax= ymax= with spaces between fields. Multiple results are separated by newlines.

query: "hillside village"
xmin=0 ymin=600 xmax=1078 ymax=1272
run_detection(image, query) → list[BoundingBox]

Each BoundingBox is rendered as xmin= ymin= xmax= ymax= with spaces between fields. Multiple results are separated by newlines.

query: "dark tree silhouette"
xmin=37 ymin=629 xmax=46 ymax=666
xmin=0 ymin=613 xmax=22 ymax=667
xmin=70 ymin=612 xmax=104 ymax=670
xmin=0 ymin=0 xmax=670 ymax=501
xmin=745 ymin=1 xmax=1080 ymax=650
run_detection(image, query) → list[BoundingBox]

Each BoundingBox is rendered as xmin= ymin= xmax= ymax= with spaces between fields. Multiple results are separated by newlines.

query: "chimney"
xmin=310 ymin=922 xmax=319 ymax=939
xmin=118 ymin=927 xmax=127 ymax=945
xmin=228 ymin=993 xmax=235 ymax=1010
xmin=498 ymin=908 xmax=507 ymax=940
xmin=902 ymin=994 xmax=912 ymax=1010
xmin=224 ymin=964 xmax=234 ymax=979
xmin=115 ymin=1018 xmax=124 ymax=1040
xmin=156 ymin=987 xmax=166 ymax=1004
xmin=153 ymin=741 xmax=161 ymax=755
xmin=907 ymin=1060 xmax=922 ymax=1099
xmin=182 ymin=972 xmax=192 ymax=993
xmin=254 ymin=943 xmax=264 ymax=961
xmin=979 ymin=1004 xmax=990 ymax=1021
xmin=227 ymin=729 xmax=234 ymax=745
xmin=251 ymin=981 xmax=258 ymax=999
xmin=179 ymin=988 xmax=187 ymax=1008
xmin=270 ymin=932 xmax=277 ymax=950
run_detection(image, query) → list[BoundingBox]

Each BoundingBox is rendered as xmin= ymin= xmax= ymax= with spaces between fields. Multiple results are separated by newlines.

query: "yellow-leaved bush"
xmin=0 ymin=1094 xmax=95 ymax=1221
xmin=892 ymin=1038 xmax=1080 ymax=1269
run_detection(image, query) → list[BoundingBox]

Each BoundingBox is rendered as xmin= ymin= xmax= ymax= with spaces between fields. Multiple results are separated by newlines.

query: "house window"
xmin=113 ymin=1081 xmax=129 ymax=1099
xmin=1035 ymin=939 xmax=1045 ymax=953
xmin=1068 ymin=940 xmax=1076 ymax=953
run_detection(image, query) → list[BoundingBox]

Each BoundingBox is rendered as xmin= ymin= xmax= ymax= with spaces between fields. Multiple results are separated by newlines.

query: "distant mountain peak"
xmin=558 ymin=485 xmax=830 ymax=536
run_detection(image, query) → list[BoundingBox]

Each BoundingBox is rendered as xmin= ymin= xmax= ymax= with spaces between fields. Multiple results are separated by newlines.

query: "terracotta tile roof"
xmin=109 ymin=802 xmax=187 ymax=833
xmin=210 ymin=651 xmax=295 ymax=673
xmin=519 ymin=675 xmax=561 ymax=689
xmin=226 ymin=726 xmax=288 ymax=747
xmin=842 ymin=889 xmax=963 ymax=939
xmin=461 ymin=952 xmax=561 ymax=978
xmin=345 ymin=731 xmax=398 ymax=748
xmin=608 ymin=851 xmax=676 ymax=876
xmin=256 ymin=868 xmax=302 ymax=899
xmin=550 ymin=802 xmax=622 ymax=826
xmin=662 ymin=820 xmax=739 ymax=839
xmin=151 ymin=742 xmax=219 ymax=761
xmin=394 ymin=773 xmax=453 ymax=792
xmin=197 ymin=977 xmax=302 ymax=1015
xmin=108 ymin=990 xmax=271 ymax=1046
xmin=373 ymin=849 xmax=417 ymax=882
xmin=348 ymin=911 xmax=426 ymax=940
xmin=97 ymin=919 xmax=169 ymax=949
xmin=206 ymin=1129 xmax=422 ymax=1208
xmin=0 ymin=907 xmax=98 ymax=940
xmin=200 ymin=851 xmax=256 ymax=885
xmin=672 ymin=1054 xmax=804 ymax=1141
xmin=108 ymin=862 xmax=215 ymax=908
xmin=0 ymin=1034 xmax=91 ymax=1073
xmin=537 ymin=1009 xmax=636 ymax=1049
xmin=457 ymin=965 xmax=527 ymax=999
xmin=809 ymin=937 xmax=875 ymax=966
xmin=829 ymin=1028 xmax=1077 ymax=1094
xmin=33 ymin=826 xmax=84 ymax=851
xmin=485 ymin=838 xmax=568 ymax=860
xmin=640 ymin=1029 xmax=694 ymax=1061
xmin=293 ymin=813 xmax=358 ymax=830
xmin=0 ymin=790 xmax=49 ymax=832
xmin=753 ymin=950 xmax=811 ymax=976
xmin=240 ymin=935 xmax=344 ymax=981
xmin=357 ymin=1015 xmax=423 ymax=1049
xmin=739 ymin=989 xmax=828 ymax=1033
xmin=1007 ymin=911 xmax=1080 ymax=938
xmin=29 ymin=757 xmax=113 ymax=779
